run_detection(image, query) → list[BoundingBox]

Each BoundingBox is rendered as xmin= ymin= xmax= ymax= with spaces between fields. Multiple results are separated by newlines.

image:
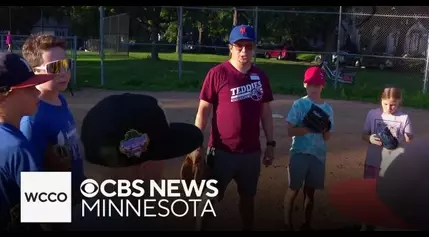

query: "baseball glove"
xmin=378 ymin=126 xmax=399 ymax=150
xmin=44 ymin=144 xmax=72 ymax=171
xmin=302 ymin=104 xmax=331 ymax=133
xmin=180 ymin=147 xmax=210 ymax=185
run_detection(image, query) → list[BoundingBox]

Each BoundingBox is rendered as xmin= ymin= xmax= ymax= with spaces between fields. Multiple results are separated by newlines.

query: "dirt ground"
xmin=65 ymin=88 xmax=429 ymax=231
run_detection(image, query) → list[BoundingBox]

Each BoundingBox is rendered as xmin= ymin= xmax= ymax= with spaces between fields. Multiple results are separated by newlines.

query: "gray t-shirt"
xmin=363 ymin=108 xmax=412 ymax=168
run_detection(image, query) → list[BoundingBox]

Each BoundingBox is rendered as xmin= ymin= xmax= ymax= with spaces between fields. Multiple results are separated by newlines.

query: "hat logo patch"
xmin=240 ymin=27 xmax=246 ymax=35
xmin=119 ymin=129 xmax=150 ymax=158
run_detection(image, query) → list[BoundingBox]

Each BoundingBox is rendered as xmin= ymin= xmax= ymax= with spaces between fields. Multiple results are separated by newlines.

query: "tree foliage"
xmin=2 ymin=6 xmax=343 ymax=58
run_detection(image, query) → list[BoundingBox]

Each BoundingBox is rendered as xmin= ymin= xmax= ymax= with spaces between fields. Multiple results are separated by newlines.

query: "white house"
xmin=31 ymin=16 xmax=70 ymax=37
xmin=349 ymin=6 xmax=429 ymax=56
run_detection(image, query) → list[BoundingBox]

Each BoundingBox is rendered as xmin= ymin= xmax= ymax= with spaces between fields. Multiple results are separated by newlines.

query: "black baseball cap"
xmin=0 ymin=52 xmax=54 ymax=93
xmin=81 ymin=93 xmax=204 ymax=167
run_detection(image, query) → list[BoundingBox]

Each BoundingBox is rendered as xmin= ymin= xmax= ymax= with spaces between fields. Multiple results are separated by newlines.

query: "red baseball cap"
xmin=304 ymin=66 xmax=325 ymax=86
xmin=329 ymin=137 xmax=429 ymax=230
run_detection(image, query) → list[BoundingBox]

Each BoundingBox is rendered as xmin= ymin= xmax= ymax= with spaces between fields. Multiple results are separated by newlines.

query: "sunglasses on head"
xmin=33 ymin=59 xmax=73 ymax=74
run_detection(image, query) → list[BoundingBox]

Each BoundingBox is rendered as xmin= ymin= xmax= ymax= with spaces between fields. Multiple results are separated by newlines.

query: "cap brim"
xmin=153 ymin=123 xmax=203 ymax=161
xmin=229 ymin=37 xmax=254 ymax=44
xmin=11 ymin=74 xmax=54 ymax=89
xmin=304 ymin=81 xmax=325 ymax=86
xmin=329 ymin=179 xmax=412 ymax=229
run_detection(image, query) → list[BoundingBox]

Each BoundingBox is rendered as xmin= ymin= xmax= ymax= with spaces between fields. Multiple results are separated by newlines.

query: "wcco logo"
xmin=20 ymin=172 xmax=72 ymax=223
xmin=24 ymin=191 xmax=68 ymax=203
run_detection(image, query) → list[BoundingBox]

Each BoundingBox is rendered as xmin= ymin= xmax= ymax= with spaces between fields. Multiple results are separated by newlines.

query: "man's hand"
xmin=189 ymin=147 xmax=203 ymax=165
xmin=261 ymin=102 xmax=274 ymax=168
xmin=263 ymin=146 xmax=275 ymax=167
xmin=180 ymin=147 xmax=208 ymax=185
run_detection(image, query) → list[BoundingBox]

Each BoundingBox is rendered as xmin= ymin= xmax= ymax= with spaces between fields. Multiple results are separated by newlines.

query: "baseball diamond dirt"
xmin=65 ymin=88 xmax=429 ymax=231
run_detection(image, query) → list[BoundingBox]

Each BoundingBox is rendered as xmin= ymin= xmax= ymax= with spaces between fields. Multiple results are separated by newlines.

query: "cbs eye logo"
xmin=80 ymin=179 xmax=99 ymax=198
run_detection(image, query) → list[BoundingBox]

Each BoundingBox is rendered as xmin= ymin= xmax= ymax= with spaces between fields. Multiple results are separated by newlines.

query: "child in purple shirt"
xmin=361 ymin=87 xmax=413 ymax=231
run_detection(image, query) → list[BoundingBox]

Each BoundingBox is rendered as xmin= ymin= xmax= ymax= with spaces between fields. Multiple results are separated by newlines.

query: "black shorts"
xmin=206 ymin=147 xmax=261 ymax=200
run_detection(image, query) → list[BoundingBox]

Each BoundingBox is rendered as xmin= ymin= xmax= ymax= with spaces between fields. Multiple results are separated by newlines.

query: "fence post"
xmin=178 ymin=6 xmax=183 ymax=80
xmin=334 ymin=6 xmax=343 ymax=90
xmin=8 ymin=7 xmax=12 ymax=31
xmin=253 ymin=6 xmax=258 ymax=65
xmin=116 ymin=15 xmax=120 ymax=53
xmin=73 ymin=36 xmax=77 ymax=86
xmin=99 ymin=6 xmax=105 ymax=87
xmin=423 ymin=35 xmax=429 ymax=94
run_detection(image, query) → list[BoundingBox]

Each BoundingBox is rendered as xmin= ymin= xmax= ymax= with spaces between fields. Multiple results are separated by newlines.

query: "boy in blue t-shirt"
xmin=284 ymin=67 xmax=334 ymax=231
xmin=19 ymin=34 xmax=84 ymax=196
xmin=0 ymin=52 xmax=54 ymax=229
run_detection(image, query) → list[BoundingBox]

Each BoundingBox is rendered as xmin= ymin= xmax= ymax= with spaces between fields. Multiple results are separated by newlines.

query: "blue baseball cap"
xmin=229 ymin=25 xmax=256 ymax=44
xmin=0 ymin=52 xmax=54 ymax=94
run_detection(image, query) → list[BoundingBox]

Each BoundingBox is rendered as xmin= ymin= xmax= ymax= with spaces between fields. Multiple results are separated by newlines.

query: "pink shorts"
xmin=363 ymin=165 xmax=380 ymax=179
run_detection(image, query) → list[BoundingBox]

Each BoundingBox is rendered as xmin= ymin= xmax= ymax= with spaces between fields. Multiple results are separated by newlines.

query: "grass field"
xmin=74 ymin=52 xmax=429 ymax=108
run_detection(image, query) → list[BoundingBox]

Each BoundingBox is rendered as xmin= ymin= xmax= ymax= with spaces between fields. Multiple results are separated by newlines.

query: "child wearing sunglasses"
xmin=19 ymin=34 xmax=84 ymax=197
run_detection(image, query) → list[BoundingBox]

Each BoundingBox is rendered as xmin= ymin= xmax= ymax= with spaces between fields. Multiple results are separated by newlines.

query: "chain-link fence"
xmin=97 ymin=6 xmax=429 ymax=93
xmin=337 ymin=7 xmax=429 ymax=93
xmin=5 ymin=6 xmax=425 ymax=94
xmin=103 ymin=13 xmax=130 ymax=57
xmin=0 ymin=6 xmax=79 ymax=86
xmin=0 ymin=34 xmax=78 ymax=86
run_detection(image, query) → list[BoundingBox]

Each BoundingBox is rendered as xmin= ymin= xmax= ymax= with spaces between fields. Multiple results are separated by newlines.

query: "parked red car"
xmin=264 ymin=47 xmax=287 ymax=60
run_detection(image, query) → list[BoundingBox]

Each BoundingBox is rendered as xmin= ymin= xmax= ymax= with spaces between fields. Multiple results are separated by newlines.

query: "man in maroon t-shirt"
xmin=193 ymin=25 xmax=275 ymax=231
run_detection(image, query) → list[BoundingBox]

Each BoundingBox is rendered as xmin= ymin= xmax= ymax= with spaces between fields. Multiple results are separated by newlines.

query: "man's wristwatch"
xmin=266 ymin=141 xmax=276 ymax=147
